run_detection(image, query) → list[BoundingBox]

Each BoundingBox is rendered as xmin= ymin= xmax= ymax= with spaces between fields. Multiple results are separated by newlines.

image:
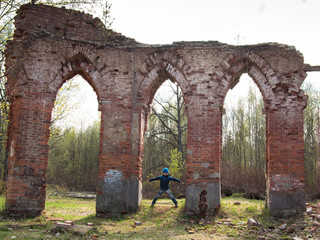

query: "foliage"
xmin=0 ymin=194 xmax=4 ymax=213
xmin=102 ymin=0 xmax=114 ymax=28
xmin=222 ymin=84 xmax=266 ymax=197
xmin=150 ymin=81 xmax=187 ymax=159
xmin=51 ymin=77 xmax=81 ymax=128
xmin=0 ymin=180 xmax=5 ymax=195
xmin=302 ymin=82 xmax=320 ymax=197
xmin=166 ymin=148 xmax=183 ymax=180
xmin=48 ymin=121 xmax=100 ymax=191
xmin=0 ymin=104 xmax=8 ymax=184
xmin=222 ymin=79 xmax=320 ymax=198
xmin=143 ymin=80 xmax=187 ymax=197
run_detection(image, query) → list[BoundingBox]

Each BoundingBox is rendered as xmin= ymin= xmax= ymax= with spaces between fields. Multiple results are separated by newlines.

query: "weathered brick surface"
xmin=4 ymin=4 xmax=309 ymax=217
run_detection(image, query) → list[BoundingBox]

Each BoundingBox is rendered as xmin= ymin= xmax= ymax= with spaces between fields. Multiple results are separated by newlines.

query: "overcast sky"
xmin=62 ymin=0 xmax=320 ymax=129
xmin=108 ymin=0 xmax=320 ymax=65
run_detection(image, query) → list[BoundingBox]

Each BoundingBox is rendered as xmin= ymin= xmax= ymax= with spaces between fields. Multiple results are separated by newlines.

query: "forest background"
xmin=0 ymin=0 xmax=319 ymax=200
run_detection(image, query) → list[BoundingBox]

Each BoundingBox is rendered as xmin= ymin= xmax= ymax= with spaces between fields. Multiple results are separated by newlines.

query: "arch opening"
xmin=142 ymin=79 xmax=187 ymax=205
xmin=301 ymin=72 xmax=320 ymax=198
xmin=45 ymin=74 xmax=101 ymax=216
xmin=222 ymin=73 xmax=266 ymax=200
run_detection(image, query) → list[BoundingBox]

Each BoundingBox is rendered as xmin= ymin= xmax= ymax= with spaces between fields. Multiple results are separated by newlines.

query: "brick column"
xmin=96 ymin=100 xmax=136 ymax=215
xmin=5 ymin=93 xmax=53 ymax=217
xmin=266 ymin=103 xmax=306 ymax=216
xmin=128 ymin=104 xmax=147 ymax=211
xmin=185 ymin=101 xmax=222 ymax=215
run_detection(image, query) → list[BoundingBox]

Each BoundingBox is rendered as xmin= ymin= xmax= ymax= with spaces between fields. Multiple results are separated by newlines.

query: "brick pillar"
xmin=128 ymin=104 xmax=146 ymax=211
xmin=96 ymin=100 xmax=137 ymax=215
xmin=266 ymin=104 xmax=306 ymax=216
xmin=5 ymin=93 xmax=53 ymax=217
xmin=185 ymin=101 xmax=222 ymax=215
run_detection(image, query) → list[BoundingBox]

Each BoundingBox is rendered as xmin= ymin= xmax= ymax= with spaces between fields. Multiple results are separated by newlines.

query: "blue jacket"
xmin=149 ymin=175 xmax=181 ymax=190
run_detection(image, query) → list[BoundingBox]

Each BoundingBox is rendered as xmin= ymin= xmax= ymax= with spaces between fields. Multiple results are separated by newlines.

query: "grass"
xmin=45 ymin=196 xmax=96 ymax=220
xmin=0 ymin=194 xmax=319 ymax=239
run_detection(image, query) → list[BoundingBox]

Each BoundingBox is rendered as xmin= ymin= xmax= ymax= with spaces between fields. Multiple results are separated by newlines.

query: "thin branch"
xmin=153 ymin=98 xmax=176 ymax=118
xmin=154 ymin=135 xmax=176 ymax=148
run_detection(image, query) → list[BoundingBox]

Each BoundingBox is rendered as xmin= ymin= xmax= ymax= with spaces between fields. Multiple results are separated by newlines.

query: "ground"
xmin=0 ymin=193 xmax=319 ymax=239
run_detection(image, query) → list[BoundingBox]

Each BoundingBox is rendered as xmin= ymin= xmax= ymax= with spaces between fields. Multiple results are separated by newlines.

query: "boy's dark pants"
xmin=152 ymin=189 xmax=178 ymax=205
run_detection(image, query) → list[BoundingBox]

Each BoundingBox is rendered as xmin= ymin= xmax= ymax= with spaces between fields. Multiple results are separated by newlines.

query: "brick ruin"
xmin=4 ymin=4 xmax=319 ymax=217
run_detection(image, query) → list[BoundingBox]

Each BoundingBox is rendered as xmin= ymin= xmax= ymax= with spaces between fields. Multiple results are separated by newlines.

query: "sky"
xmin=109 ymin=0 xmax=320 ymax=66
xmin=58 ymin=0 xmax=320 ymax=129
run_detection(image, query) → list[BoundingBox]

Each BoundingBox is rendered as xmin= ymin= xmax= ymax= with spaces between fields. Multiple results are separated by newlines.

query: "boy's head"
xmin=163 ymin=168 xmax=169 ymax=176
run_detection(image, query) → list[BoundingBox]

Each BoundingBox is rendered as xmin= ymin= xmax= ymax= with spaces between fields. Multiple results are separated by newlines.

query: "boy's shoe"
xmin=175 ymin=204 xmax=178 ymax=208
xmin=151 ymin=203 xmax=155 ymax=207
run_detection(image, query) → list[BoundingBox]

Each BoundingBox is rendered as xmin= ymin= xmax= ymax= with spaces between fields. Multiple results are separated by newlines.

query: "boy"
xmin=148 ymin=168 xmax=184 ymax=207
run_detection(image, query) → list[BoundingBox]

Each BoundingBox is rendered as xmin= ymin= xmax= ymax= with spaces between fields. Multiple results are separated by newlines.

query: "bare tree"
xmin=150 ymin=81 xmax=187 ymax=163
xmin=142 ymin=80 xmax=187 ymax=197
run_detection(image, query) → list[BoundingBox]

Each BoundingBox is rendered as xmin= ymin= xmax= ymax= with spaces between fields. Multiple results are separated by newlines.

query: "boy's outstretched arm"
xmin=148 ymin=176 xmax=160 ymax=182
xmin=170 ymin=177 xmax=184 ymax=184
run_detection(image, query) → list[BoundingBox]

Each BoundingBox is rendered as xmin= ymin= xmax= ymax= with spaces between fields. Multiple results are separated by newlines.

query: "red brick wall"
xmin=4 ymin=4 xmax=308 ymax=217
xmin=5 ymin=92 xmax=54 ymax=216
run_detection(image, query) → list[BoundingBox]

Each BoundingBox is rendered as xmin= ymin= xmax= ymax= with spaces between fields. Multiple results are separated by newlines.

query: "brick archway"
xmin=216 ymin=50 xmax=308 ymax=216
xmin=128 ymin=52 xmax=192 ymax=213
xmin=214 ymin=50 xmax=277 ymax=105
xmin=136 ymin=51 xmax=193 ymax=105
xmin=134 ymin=51 xmax=193 ymax=139
xmin=4 ymin=4 xmax=313 ymax=217
xmin=53 ymin=53 xmax=104 ymax=102
xmin=5 ymin=50 xmax=107 ymax=217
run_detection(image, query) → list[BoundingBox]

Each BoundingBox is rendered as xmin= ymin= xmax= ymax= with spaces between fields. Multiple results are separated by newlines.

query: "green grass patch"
xmin=221 ymin=196 xmax=265 ymax=219
xmin=0 ymin=194 xmax=318 ymax=239
xmin=45 ymin=195 xmax=96 ymax=220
